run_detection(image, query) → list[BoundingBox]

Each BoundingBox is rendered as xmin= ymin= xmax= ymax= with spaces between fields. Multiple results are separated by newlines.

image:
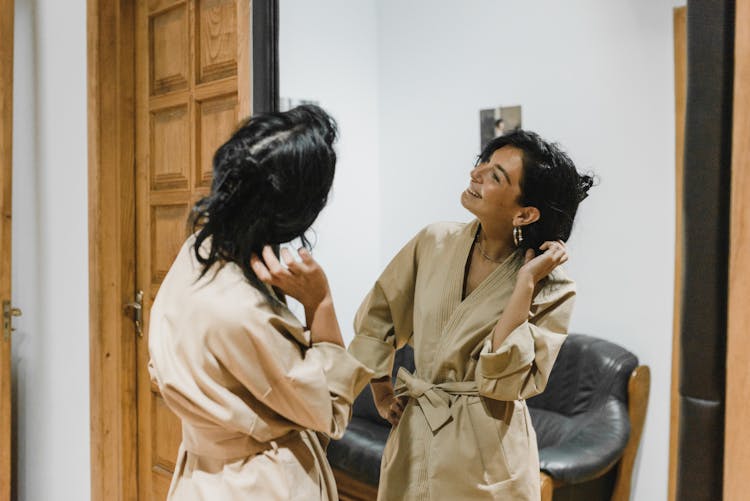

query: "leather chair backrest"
xmin=527 ymin=334 xmax=638 ymax=416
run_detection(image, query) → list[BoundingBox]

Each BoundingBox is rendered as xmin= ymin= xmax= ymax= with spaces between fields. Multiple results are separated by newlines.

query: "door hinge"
xmin=2 ymin=300 xmax=22 ymax=341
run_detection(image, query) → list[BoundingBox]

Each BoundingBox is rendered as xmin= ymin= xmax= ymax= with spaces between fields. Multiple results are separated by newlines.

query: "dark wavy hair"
xmin=478 ymin=130 xmax=595 ymax=251
xmin=190 ymin=104 xmax=337 ymax=296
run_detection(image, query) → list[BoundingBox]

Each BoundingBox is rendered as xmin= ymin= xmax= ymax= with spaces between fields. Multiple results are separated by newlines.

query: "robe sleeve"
xmin=476 ymin=271 xmax=576 ymax=401
xmin=348 ymin=228 xmax=425 ymax=379
xmin=206 ymin=304 xmax=374 ymax=441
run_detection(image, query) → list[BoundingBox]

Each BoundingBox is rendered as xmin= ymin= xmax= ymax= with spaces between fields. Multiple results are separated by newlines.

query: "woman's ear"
xmin=513 ymin=206 xmax=540 ymax=227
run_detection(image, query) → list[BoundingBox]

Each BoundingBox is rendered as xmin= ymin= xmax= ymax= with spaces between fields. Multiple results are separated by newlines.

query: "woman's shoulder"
xmin=196 ymin=274 xmax=309 ymax=352
xmin=180 ymin=239 xmax=303 ymax=328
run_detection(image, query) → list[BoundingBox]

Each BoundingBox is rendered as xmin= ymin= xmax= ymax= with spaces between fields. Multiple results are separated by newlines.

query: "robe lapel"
xmin=433 ymin=223 xmax=523 ymax=367
xmin=433 ymin=220 xmax=479 ymax=341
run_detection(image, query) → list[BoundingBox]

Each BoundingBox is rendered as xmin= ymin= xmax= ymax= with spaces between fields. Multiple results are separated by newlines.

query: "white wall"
xmin=284 ymin=1 xmax=677 ymax=499
xmin=11 ymin=0 xmax=90 ymax=500
xmin=279 ymin=0 xmax=381 ymax=342
xmin=376 ymin=1 xmax=675 ymax=499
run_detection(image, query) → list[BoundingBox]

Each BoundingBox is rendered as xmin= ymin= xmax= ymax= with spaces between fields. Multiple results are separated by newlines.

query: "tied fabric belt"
xmin=182 ymin=423 xmax=299 ymax=460
xmin=394 ymin=367 xmax=479 ymax=432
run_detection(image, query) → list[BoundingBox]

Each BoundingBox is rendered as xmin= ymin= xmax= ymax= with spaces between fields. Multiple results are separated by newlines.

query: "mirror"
xmin=279 ymin=1 xmax=683 ymax=498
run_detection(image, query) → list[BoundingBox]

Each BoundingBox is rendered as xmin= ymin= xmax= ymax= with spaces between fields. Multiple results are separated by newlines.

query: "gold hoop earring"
xmin=513 ymin=226 xmax=524 ymax=247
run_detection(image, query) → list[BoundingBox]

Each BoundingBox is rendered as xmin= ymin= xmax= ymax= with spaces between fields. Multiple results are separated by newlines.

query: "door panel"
xmin=197 ymin=0 xmax=239 ymax=84
xmin=135 ymin=1 xmax=249 ymax=498
xmin=196 ymin=93 xmax=239 ymax=187
xmin=151 ymin=104 xmax=191 ymax=190
xmin=150 ymin=3 xmax=190 ymax=95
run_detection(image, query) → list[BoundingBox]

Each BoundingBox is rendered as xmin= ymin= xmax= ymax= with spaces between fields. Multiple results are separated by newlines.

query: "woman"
xmin=348 ymin=130 xmax=594 ymax=500
xmin=148 ymin=105 xmax=373 ymax=500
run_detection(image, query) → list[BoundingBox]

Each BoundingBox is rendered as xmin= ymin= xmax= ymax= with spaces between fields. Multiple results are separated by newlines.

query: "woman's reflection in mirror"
xmin=349 ymin=130 xmax=594 ymax=500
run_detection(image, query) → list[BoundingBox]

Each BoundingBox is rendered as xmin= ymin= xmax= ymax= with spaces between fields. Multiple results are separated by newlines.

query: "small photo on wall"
xmin=279 ymin=97 xmax=320 ymax=111
xmin=479 ymin=105 xmax=522 ymax=150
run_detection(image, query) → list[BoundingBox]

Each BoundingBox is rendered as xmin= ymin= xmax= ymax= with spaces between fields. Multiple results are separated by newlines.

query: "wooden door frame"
xmin=724 ymin=0 xmax=750 ymax=497
xmin=0 ymin=0 xmax=15 ymax=499
xmin=87 ymin=1 xmax=278 ymax=499
xmin=668 ymin=6 xmax=686 ymax=501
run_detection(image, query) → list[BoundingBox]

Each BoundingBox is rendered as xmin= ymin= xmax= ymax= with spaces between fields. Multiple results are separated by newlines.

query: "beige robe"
xmin=148 ymin=238 xmax=373 ymax=500
xmin=349 ymin=220 xmax=576 ymax=501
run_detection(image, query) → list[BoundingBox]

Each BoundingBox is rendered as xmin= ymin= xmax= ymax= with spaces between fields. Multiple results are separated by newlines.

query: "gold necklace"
xmin=475 ymin=233 xmax=506 ymax=264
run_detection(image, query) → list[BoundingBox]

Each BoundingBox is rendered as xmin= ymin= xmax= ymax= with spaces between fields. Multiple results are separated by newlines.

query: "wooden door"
xmin=0 ymin=0 xmax=15 ymax=499
xmin=134 ymin=1 xmax=250 ymax=498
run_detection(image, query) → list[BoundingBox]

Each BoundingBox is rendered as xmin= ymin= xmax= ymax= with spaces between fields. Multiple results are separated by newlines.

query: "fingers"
xmin=280 ymin=247 xmax=295 ymax=267
xmin=393 ymin=396 xmax=407 ymax=412
xmin=387 ymin=411 xmax=401 ymax=427
xmin=387 ymin=398 xmax=407 ymax=427
xmin=262 ymin=246 xmax=284 ymax=274
xmin=296 ymin=247 xmax=323 ymax=278
xmin=249 ymin=254 xmax=271 ymax=282
xmin=250 ymin=246 xmax=323 ymax=291
xmin=520 ymin=240 xmax=570 ymax=284
xmin=539 ymin=241 xmax=563 ymax=253
xmin=554 ymin=240 xmax=568 ymax=263
xmin=250 ymin=246 xmax=294 ymax=285
xmin=376 ymin=391 xmax=395 ymax=407
xmin=539 ymin=240 xmax=566 ymax=251
xmin=375 ymin=394 xmax=395 ymax=422
xmin=298 ymin=246 xmax=316 ymax=265
xmin=538 ymin=241 xmax=568 ymax=263
xmin=524 ymin=248 xmax=535 ymax=264
xmin=278 ymin=246 xmax=315 ymax=276
xmin=371 ymin=382 xmax=395 ymax=406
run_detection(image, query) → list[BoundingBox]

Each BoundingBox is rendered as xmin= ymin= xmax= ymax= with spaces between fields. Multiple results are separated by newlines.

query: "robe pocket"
xmin=467 ymin=399 xmax=528 ymax=484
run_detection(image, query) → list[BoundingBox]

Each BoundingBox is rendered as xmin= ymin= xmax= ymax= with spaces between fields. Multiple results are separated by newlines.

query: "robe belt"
xmin=182 ymin=423 xmax=299 ymax=460
xmin=394 ymin=367 xmax=479 ymax=432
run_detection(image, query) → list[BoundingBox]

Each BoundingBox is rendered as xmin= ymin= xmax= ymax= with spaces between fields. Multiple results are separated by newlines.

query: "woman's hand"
xmin=387 ymin=396 xmax=408 ymax=427
xmin=518 ymin=240 xmax=569 ymax=285
xmin=490 ymin=241 xmax=568 ymax=351
xmin=371 ymin=377 xmax=408 ymax=427
xmin=251 ymin=245 xmax=344 ymax=346
xmin=250 ymin=245 xmax=331 ymax=311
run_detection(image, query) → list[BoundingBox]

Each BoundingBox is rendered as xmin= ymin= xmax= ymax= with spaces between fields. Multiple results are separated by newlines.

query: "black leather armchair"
xmin=327 ymin=335 xmax=650 ymax=501
xmin=529 ymin=335 xmax=650 ymax=501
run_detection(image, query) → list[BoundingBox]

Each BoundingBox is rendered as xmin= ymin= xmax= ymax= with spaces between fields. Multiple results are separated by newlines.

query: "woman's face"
xmin=461 ymin=146 xmax=526 ymax=229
